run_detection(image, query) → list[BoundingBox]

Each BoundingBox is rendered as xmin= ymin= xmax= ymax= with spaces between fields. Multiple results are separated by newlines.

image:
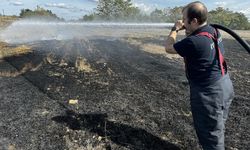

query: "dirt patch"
xmin=124 ymin=38 xmax=181 ymax=60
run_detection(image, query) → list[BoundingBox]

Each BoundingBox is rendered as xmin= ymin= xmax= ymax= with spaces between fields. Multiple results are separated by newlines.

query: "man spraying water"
xmin=165 ymin=1 xmax=234 ymax=150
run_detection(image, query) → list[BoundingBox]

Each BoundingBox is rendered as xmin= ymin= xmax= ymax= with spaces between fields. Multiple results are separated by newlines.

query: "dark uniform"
xmin=174 ymin=25 xmax=234 ymax=150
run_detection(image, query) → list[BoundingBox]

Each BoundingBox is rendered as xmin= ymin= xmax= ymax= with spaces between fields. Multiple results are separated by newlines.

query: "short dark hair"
xmin=183 ymin=1 xmax=208 ymax=24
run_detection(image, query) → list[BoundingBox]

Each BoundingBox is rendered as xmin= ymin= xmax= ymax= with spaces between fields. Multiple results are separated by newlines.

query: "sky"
xmin=0 ymin=0 xmax=250 ymax=21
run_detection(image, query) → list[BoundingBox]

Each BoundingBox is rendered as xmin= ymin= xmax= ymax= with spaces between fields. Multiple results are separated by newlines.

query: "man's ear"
xmin=192 ymin=18 xmax=198 ymax=24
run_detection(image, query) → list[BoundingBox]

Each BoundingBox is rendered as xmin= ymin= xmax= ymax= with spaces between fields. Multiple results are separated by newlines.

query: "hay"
xmin=0 ymin=43 xmax=32 ymax=59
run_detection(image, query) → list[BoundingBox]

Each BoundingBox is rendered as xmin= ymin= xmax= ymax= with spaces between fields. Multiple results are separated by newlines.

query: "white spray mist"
xmin=0 ymin=19 xmax=174 ymax=44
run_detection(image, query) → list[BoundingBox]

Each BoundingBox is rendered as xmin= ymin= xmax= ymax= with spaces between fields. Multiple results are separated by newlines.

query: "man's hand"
xmin=174 ymin=20 xmax=185 ymax=32
xmin=165 ymin=20 xmax=184 ymax=54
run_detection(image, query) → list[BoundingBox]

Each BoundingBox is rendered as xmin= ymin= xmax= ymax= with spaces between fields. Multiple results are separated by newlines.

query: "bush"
xmin=19 ymin=6 xmax=61 ymax=20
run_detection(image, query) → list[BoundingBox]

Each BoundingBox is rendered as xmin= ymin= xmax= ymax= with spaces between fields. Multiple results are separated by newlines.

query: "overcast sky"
xmin=1 ymin=0 xmax=250 ymax=20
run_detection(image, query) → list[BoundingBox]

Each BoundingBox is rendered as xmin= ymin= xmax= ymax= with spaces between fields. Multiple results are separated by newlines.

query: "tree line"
xmin=83 ymin=0 xmax=250 ymax=30
xmin=19 ymin=6 xmax=62 ymax=20
xmin=18 ymin=0 xmax=250 ymax=30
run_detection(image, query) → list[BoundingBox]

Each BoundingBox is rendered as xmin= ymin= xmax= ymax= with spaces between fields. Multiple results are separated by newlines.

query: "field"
xmin=0 ymin=20 xmax=249 ymax=150
xmin=0 ymin=16 xmax=17 ymax=30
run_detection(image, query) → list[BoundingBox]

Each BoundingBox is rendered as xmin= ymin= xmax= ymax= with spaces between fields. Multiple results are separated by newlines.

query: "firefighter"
xmin=165 ymin=1 xmax=234 ymax=150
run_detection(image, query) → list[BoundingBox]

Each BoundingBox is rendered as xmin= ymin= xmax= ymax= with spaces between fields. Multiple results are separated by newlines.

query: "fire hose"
xmin=210 ymin=24 xmax=250 ymax=54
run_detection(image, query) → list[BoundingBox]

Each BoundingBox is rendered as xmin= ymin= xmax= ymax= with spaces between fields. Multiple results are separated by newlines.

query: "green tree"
xmin=165 ymin=6 xmax=183 ymax=22
xmin=95 ymin=0 xmax=141 ymax=21
xmin=208 ymin=7 xmax=249 ymax=30
xmin=20 ymin=9 xmax=33 ymax=17
xmin=19 ymin=6 xmax=60 ymax=20
xmin=149 ymin=7 xmax=184 ymax=23
xmin=82 ymin=14 xmax=95 ymax=21
xmin=150 ymin=9 xmax=166 ymax=22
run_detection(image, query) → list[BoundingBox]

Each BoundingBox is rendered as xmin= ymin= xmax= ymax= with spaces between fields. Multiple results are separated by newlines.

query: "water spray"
xmin=10 ymin=21 xmax=174 ymax=28
xmin=0 ymin=20 xmax=249 ymax=54
xmin=0 ymin=20 xmax=175 ymax=44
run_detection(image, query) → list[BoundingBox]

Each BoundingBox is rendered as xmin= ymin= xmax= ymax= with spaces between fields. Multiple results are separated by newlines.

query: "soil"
xmin=0 ymin=31 xmax=249 ymax=150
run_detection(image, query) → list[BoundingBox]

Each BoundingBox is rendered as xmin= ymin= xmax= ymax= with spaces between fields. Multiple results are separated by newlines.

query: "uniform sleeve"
xmin=173 ymin=37 xmax=195 ymax=57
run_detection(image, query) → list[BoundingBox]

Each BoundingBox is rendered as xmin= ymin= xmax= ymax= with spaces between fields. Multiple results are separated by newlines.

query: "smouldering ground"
xmin=0 ymin=27 xmax=249 ymax=150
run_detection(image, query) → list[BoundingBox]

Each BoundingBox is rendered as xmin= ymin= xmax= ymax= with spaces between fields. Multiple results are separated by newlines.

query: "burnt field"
xmin=0 ymin=31 xmax=249 ymax=149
